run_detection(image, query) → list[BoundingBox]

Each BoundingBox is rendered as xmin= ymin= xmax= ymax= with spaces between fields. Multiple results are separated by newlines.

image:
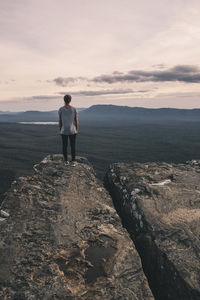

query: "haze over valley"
xmin=0 ymin=104 xmax=200 ymax=205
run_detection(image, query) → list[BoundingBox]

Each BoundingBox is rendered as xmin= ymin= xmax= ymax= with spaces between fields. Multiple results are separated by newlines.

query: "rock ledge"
xmin=0 ymin=155 xmax=153 ymax=300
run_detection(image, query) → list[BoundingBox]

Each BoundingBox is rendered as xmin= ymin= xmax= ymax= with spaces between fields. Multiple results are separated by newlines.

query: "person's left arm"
xmin=59 ymin=115 xmax=62 ymax=130
xmin=74 ymin=112 xmax=78 ymax=131
xmin=74 ymin=109 xmax=78 ymax=131
xmin=58 ymin=109 xmax=62 ymax=130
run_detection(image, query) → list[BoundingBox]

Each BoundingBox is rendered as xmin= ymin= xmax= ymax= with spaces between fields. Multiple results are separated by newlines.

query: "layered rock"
xmin=0 ymin=155 xmax=153 ymax=300
xmin=105 ymin=161 xmax=200 ymax=300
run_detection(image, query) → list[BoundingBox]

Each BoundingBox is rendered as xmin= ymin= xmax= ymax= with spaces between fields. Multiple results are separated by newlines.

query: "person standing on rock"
xmin=58 ymin=94 xmax=78 ymax=166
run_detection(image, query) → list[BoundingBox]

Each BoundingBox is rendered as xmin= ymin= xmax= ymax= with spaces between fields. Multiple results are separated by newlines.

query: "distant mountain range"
xmin=0 ymin=105 xmax=199 ymax=122
xmin=79 ymin=105 xmax=200 ymax=121
xmin=0 ymin=108 xmax=85 ymax=122
xmin=0 ymin=110 xmax=58 ymax=122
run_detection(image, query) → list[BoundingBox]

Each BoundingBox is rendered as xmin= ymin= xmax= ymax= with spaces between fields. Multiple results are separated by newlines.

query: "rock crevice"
xmin=104 ymin=161 xmax=200 ymax=300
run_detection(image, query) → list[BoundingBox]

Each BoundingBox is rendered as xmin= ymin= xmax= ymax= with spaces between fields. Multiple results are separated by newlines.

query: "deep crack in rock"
xmin=104 ymin=161 xmax=200 ymax=300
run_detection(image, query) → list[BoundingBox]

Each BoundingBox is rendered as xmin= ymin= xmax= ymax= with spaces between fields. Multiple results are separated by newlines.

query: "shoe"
xmin=0 ymin=210 xmax=10 ymax=218
xmin=70 ymin=161 xmax=76 ymax=167
xmin=64 ymin=161 xmax=70 ymax=166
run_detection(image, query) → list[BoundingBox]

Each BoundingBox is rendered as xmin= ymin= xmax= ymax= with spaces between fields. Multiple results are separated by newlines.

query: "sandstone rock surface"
xmin=0 ymin=155 xmax=153 ymax=300
xmin=105 ymin=161 xmax=200 ymax=300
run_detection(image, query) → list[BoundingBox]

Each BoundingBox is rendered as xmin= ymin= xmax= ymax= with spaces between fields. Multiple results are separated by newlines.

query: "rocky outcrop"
xmin=105 ymin=161 xmax=200 ymax=300
xmin=0 ymin=155 xmax=153 ymax=300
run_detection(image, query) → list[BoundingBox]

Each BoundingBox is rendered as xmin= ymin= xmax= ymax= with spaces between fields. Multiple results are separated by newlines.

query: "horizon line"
xmin=1 ymin=104 xmax=200 ymax=113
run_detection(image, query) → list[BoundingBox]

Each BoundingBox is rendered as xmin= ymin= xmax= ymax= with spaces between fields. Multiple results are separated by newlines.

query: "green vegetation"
xmin=0 ymin=120 xmax=200 ymax=204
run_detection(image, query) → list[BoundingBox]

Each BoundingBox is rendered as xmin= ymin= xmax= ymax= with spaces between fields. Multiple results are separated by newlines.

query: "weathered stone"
xmin=0 ymin=155 xmax=153 ymax=300
xmin=105 ymin=161 xmax=200 ymax=300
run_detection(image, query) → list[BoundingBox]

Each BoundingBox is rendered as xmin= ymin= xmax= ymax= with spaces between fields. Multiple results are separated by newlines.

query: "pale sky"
xmin=1 ymin=0 xmax=200 ymax=111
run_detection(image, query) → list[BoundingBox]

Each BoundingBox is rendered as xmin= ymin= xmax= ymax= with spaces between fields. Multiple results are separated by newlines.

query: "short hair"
xmin=64 ymin=94 xmax=72 ymax=104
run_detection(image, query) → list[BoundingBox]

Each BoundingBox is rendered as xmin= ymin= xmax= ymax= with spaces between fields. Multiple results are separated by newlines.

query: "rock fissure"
xmin=1 ymin=155 xmax=199 ymax=299
xmin=104 ymin=161 xmax=200 ymax=300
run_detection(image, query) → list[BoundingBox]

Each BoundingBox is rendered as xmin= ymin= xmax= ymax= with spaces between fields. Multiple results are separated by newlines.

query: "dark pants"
xmin=61 ymin=134 xmax=76 ymax=161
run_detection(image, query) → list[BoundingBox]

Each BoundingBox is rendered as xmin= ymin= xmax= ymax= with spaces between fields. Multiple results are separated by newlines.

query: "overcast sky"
xmin=1 ymin=0 xmax=200 ymax=111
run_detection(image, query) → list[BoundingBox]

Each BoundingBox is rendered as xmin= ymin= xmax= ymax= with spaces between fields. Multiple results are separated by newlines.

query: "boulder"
xmin=0 ymin=155 xmax=153 ymax=300
xmin=105 ymin=161 xmax=200 ymax=300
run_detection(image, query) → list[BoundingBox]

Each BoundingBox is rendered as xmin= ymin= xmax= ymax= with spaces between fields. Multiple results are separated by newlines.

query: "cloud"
xmin=75 ymin=89 xmax=134 ymax=96
xmin=152 ymin=64 xmax=166 ymax=69
xmin=155 ymin=91 xmax=200 ymax=98
xmin=0 ymin=79 xmax=16 ymax=85
xmin=19 ymin=90 xmax=136 ymax=102
xmin=58 ymin=88 xmax=147 ymax=96
xmin=30 ymin=95 xmax=59 ymax=100
xmin=53 ymin=76 xmax=86 ymax=87
xmin=51 ymin=65 xmax=200 ymax=89
xmin=92 ymin=65 xmax=200 ymax=84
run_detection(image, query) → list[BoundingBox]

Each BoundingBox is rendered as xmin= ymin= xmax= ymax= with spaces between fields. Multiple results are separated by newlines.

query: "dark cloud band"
xmin=53 ymin=76 xmax=86 ymax=87
xmin=25 ymin=89 xmax=143 ymax=101
xmin=93 ymin=65 xmax=200 ymax=84
xmin=52 ymin=65 xmax=200 ymax=87
xmin=59 ymin=89 xmax=146 ymax=96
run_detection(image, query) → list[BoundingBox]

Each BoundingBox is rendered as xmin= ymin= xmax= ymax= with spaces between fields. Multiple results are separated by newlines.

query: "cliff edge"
xmin=105 ymin=161 xmax=200 ymax=300
xmin=0 ymin=155 xmax=153 ymax=300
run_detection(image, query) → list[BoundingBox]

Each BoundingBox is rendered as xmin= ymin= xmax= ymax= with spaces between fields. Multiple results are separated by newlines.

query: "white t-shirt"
xmin=58 ymin=106 xmax=78 ymax=135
